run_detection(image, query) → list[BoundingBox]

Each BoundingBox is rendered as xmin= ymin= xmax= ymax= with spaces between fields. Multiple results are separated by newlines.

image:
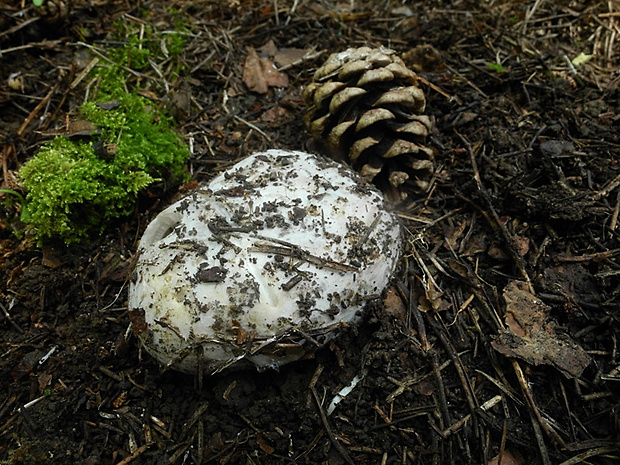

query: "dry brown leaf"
xmin=137 ymin=89 xmax=159 ymax=101
xmin=452 ymin=111 xmax=478 ymax=127
xmin=243 ymin=46 xmax=289 ymax=94
xmin=513 ymin=234 xmax=530 ymax=257
xmin=274 ymin=47 xmax=309 ymax=68
xmin=543 ymin=263 xmax=601 ymax=305
xmin=461 ymin=234 xmax=488 ymax=256
xmin=488 ymin=449 xmax=523 ymax=465
xmin=66 ymin=120 xmax=99 ymax=136
xmin=383 ymin=287 xmax=407 ymax=322
xmin=403 ymin=44 xmax=444 ymax=72
xmin=260 ymin=106 xmax=288 ymax=123
xmin=243 ymin=47 xmax=267 ymax=94
xmin=488 ymin=243 xmax=510 ymax=260
xmin=42 ymin=246 xmax=63 ymax=268
xmin=487 ymin=234 xmax=529 ymax=259
xmin=258 ymin=39 xmax=278 ymax=56
xmin=446 ymin=258 xmax=470 ymax=279
xmin=38 ymin=373 xmax=53 ymax=392
xmin=256 ymin=431 xmax=275 ymax=454
xmin=443 ymin=220 xmax=467 ymax=251
xmin=260 ymin=57 xmax=288 ymax=88
xmin=492 ymin=281 xmax=591 ymax=378
xmin=412 ymin=379 xmax=435 ymax=396
xmin=128 ymin=308 xmax=148 ymax=335
xmin=416 ymin=280 xmax=451 ymax=313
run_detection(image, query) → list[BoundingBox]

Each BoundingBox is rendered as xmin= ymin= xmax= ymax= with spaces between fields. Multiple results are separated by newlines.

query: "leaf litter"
xmin=242 ymin=44 xmax=289 ymax=94
xmin=1 ymin=1 xmax=619 ymax=464
xmin=492 ymin=280 xmax=592 ymax=379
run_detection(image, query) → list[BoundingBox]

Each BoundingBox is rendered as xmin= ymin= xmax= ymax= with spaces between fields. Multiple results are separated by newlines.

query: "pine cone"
xmin=304 ymin=46 xmax=434 ymax=199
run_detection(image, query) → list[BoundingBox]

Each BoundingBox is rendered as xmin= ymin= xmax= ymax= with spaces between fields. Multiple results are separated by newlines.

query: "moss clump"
xmin=15 ymin=17 xmax=192 ymax=245
xmin=19 ymin=93 xmax=189 ymax=245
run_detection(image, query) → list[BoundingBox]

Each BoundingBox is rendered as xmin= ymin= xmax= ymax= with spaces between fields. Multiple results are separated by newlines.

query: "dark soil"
xmin=1 ymin=1 xmax=619 ymax=464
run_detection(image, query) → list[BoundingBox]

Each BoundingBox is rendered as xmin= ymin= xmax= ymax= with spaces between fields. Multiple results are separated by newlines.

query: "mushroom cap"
xmin=128 ymin=150 xmax=402 ymax=374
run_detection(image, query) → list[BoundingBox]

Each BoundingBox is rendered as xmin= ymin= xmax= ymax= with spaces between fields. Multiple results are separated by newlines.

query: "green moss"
xmin=166 ymin=10 xmax=189 ymax=57
xmin=167 ymin=31 xmax=186 ymax=57
xmin=486 ymin=62 xmax=505 ymax=73
xmin=80 ymin=94 xmax=188 ymax=182
xmin=19 ymin=93 xmax=189 ymax=245
xmin=15 ymin=18 xmax=192 ymax=245
xmin=94 ymin=40 xmax=152 ymax=98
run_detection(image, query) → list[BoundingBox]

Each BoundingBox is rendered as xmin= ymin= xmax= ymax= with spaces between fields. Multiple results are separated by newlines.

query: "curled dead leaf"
xmin=383 ymin=287 xmax=407 ymax=322
xmin=66 ymin=120 xmax=99 ymax=137
xmin=492 ymin=281 xmax=591 ymax=378
xmin=416 ymin=280 xmax=450 ymax=312
xmin=412 ymin=379 xmax=435 ymax=396
xmin=243 ymin=47 xmax=289 ymax=94
xmin=274 ymin=47 xmax=310 ymax=68
xmin=488 ymin=449 xmax=523 ymax=465
xmin=256 ymin=431 xmax=275 ymax=454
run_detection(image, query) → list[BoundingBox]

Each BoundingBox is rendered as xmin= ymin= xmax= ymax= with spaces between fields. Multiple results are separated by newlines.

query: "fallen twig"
xmin=311 ymin=386 xmax=355 ymax=465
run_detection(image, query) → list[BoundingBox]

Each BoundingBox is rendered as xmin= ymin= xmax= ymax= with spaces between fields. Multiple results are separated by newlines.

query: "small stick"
xmin=442 ymin=63 xmax=487 ymax=99
xmin=354 ymin=215 xmax=381 ymax=249
xmin=70 ymin=57 xmax=99 ymax=89
xmin=277 ymin=49 xmax=327 ymax=72
xmin=512 ymin=359 xmax=558 ymax=465
xmin=456 ymin=131 xmax=534 ymax=292
xmin=591 ymin=173 xmax=620 ymax=201
xmin=281 ymin=274 xmax=303 ymax=291
xmin=610 ymin=189 xmax=620 ymax=232
xmin=17 ymin=80 xmax=60 ymax=136
xmin=0 ymin=39 xmax=62 ymax=57
xmin=409 ymin=286 xmax=430 ymax=352
xmin=430 ymin=351 xmax=451 ymax=429
xmin=116 ymin=443 xmax=153 ymax=465
xmin=0 ymin=17 xmax=40 ymax=40
xmin=554 ymin=248 xmax=620 ymax=263
xmin=311 ymin=386 xmax=355 ymax=465
xmin=522 ymin=0 xmax=546 ymax=35
xmin=442 ymin=395 xmax=502 ymax=437
xmin=416 ymin=74 xmax=461 ymax=103
xmin=249 ymin=240 xmax=359 ymax=272
xmin=0 ymin=301 xmax=23 ymax=334
xmin=308 ymin=363 xmax=324 ymax=390
xmin=430 ymin=313 xmax=480 ymax=424
xmin=233 ymin=115 xmax=272 ymax=142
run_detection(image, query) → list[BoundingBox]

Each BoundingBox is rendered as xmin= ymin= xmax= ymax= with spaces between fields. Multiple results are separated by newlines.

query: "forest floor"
xmin=1 ymin=1 xmax=619 ymax=464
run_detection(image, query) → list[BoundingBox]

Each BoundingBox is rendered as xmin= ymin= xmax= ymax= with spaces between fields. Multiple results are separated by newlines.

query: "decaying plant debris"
xmin=1 ymin=1 xmax=619 ymax=464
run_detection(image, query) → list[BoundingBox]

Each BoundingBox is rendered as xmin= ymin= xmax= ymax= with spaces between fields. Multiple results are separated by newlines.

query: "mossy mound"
xmin=19 ymin=93 xmax=189 ymax=245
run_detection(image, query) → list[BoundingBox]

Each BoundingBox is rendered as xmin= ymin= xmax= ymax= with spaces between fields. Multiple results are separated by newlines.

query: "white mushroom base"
xmin=128 ymin=150 xmax=402 ymax=374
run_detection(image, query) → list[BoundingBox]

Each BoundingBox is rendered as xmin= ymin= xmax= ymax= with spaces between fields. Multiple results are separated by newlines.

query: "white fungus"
xmin=128 ymin=150 xmax=402 ymax=374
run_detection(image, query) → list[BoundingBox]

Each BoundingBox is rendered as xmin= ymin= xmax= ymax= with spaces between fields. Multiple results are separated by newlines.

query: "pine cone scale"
xmin=350 ymin=136 xmax=382 ymax=163
xmin=383 ymin=140 xmax=425 ymax=159
xmin=357 ymin=68 xmax=395 ymax=86
xmin=338 ymin=60 xmax=372 ymax=80
xmin=312 ymin=81 xmax=346 ymax=106
xmin=355 ymin=108 xmax=395 ymax=132
xmin=372 ymin=87 xmax=426 ymax=111
xmin=395 ymin=119 xmax=430 ymax=137
xmin=328 ymin=87 xmax=367 ymax=115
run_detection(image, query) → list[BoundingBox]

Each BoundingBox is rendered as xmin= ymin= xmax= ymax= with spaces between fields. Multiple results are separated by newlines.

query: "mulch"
xmin=1 ymin=1 xmax=619 ymax=464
